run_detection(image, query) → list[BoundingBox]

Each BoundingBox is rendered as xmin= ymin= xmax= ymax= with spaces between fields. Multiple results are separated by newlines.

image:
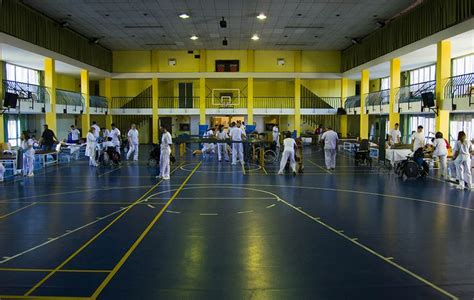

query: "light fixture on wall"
xmin=220 ymin=17 xmax=227 ymax=28
xmin=168 ymin=58 xmax=176 ymax=66
xmin=277 ymin=58 xmax=285 ymax=66
xmin=222 ymin=37 xmax=228 ymax=46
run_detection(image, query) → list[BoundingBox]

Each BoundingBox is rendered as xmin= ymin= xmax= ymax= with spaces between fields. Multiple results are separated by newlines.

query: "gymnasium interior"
xmin=0 ymin=0 xmax=473 ymax=299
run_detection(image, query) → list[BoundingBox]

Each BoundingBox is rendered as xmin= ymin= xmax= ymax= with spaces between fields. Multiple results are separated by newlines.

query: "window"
xmin=450 ymin=114 xmax=474 ymax=145
xmin=408 ymin=115 xmax=435 ymax=143
xmin=452 ymin=54 xmax=474 ymax=76
xmin=380 ymin=77 xmax=390 ymax=90
xmin=7 ymin=117 xmax=21 ymax=147
xmin=409 ymin=65 xmax=436 ymax=85
xmin=5 ymin=63 xmax=40 ymax=85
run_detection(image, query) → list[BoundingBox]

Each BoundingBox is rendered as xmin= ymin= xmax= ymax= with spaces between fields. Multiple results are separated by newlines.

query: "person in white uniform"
xmin=70 ymin=125 xmax=80 ymax=144
xmin=101 ymin=127 xmax=110 ymax=140
xmin=86 ymin=127 xmax=98 ymax=167
xmin=0 ymin=162 xmax=5 ymax=182
xmin=229 ymin=122 xmax=245 ymax=165
xmin=278 ymin=132 xmax=297 ymax=175
xmin=126 ymin=124 xmax=139 ymax=161
xmin=216 ymin=125 xmax=229 ymax=162
xmin=432 ymin=132 xmax=448 ymax=178
xmin=452 ymin=131 xmax=473 ymax=190
xmin=110 ymin=123 xmax=121 ymax=153
xmin=158 ymin=125 xmax=172 ymax=180
xmin=272 ymin=125 xmax=279 ymax=145
xmin=91 ymin=121 xmax=100 ymax=139
xmin=321 ymin=127 xmax=338 ymax=170
xmin=201 ymin=128 xmax=215 ymax=157
xmin=21 ymin=132 xmax=35 ymax=177
xmin=411 ymin=125 xmax=425 ymax=151
xmin=389 ymin=123 xmax=401 ymax=146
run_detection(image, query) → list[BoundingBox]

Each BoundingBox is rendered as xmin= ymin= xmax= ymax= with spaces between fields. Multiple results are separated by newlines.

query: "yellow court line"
xmin=0 ymin=203 xmax=37 ymax=220
xmin=91 ymin=161 xmax=202 ymax=299
xmin=241 ymin=164 xmax=246 ymax=175
xmin=0 ymin=267 xmax=110 ymax=273
xmin=23 ymin=162 xmax=185 ymax=296
xmin=262 ymin=165 xmax=268 ymax=175
xmin=307 ymin=159 xmax=333 ymax=174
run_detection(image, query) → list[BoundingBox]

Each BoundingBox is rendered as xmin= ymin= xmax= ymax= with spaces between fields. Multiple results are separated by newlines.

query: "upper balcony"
xmin=2 ymin=79 xmax=49 ymax=113
xmin=445 ymin=72 xmax=473 ymax=111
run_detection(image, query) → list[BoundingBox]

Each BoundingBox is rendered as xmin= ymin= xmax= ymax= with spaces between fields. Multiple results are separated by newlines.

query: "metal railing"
xmin=90 ymin=95 xmax=108 ymax=113
xmin=395 ymin=80 xmax=436 ymax=110
xmin=111 ymin=97 xmax=152 ymax=109
xmin=301 ymin=97 xmax=340 ymax=109
xmin=344 ymin=95 xmax=360 ymax=113
xmin=56 ymin=89 xmax=84 ymax=112
xmin=205 ymin=97 xmax=248 ymax=109
xmin=364 ymin=89 xmax=390 ymax=112
xmin=444 ymin=72 xmax=474 ymax=108
xmin=254 ymin=97 xmax=293 ymax=109
xmin=2 ymin=80 xmax=50 ymax=110
xmin=158 ymin=96 xmax=200 ymax=109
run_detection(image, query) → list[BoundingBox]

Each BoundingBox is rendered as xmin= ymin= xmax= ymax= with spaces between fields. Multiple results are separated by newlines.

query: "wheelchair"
xmin=354 ymin=139 xmax=372 ymax=166
xmin=395 ymin=147 xmax=429 ymax=181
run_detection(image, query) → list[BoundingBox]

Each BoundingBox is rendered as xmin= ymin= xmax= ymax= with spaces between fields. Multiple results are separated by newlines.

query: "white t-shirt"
xmin=389 ymin=129 xmax=401 ymax=144
xmin=92 ymin=124 xmax=100 ymax=138
xmin=412 ymin=131 xmax=425 ymax=151
xmin=127 ymin=129 xmax=139 ymax=144
xmin=272 ymin=126 xmax=279 ymax=141
xmin=102 ymin=129 xmax=110 ymax=139
xmin=103 ymin=141 xmax=114 ymax=148
xmin=433 ymin=138 xmax=448 ymax=156
xmin=71 ymin=129 xmax=80 ymax=141
xmin=283 ymin=138 xmax=296 ymax=152
xmin=216 ymin=130 xmax=228 ymax=140
xmin=161 ymin=131 xmax=172 ymax=151
xmin=22 ymin=139 xmax=35 ymax=156
xmin=87 ymin=132 xmax=96 ymax=144
xmin=453 ymin=140 xmax=473 ymax=157
xmin=204 ymin=129 xmax=214 ymax=138
xmin=321 ymin=130 xmax=338 ymax=150
xmin=229 ymin=127 xmax=245 ymax=141
xmin=110 ymin=128 xmax=121 ymax=146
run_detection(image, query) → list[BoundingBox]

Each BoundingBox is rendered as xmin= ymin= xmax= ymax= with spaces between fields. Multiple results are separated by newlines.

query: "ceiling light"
xmin=351 ymin=38 xmax=360 ymax=45
xmin=89 ymin=38 xmax=100 ymax=44
xmin=257 ymin=13 xmax=267 ymax=20
xmin=222 ymin=37 xmax=228 ymax=46
xmin=220 ymin=17 xmax=227 ymax=28
xmin=60 ymin=21 xmax=70 ymax=28
xmin=190 ymin=35 xmax=199 ymax=40
xmin=251 ymin=34 xmax=260 ymax=41
xmin=179 ymin=13 xmax=190 ymax=19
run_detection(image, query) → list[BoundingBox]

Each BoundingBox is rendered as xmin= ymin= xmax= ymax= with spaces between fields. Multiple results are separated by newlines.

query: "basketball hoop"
xmin=220 ymin=95 xmax=232 ymax=107
xmin=212 ymin=89 xmax=241 ymax=108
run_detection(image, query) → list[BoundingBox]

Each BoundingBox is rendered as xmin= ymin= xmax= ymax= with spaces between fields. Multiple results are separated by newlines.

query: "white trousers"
xmin=279 ymin=150 xmax=296 ymax=173
xmin=127 ymin=143 xmax=139 ymax=160
xmin=23 ymin=154 xmax=34 ymax=175
xmin=436 ymin=155 xmax=447 ymax=177
xmin=87 ymin=146 xmax=97 ymax=166
xmin=455 ymin=156 xmax=472 ymax=188
xmin=218 ymin=143 xmax=229 ymax=161
xmin=159 ymin=148 xmax=171 ymax=178
xmin=232 ymin=143 xmax=244 ymax=165
xmin=324 ymin=149 xmax=337 ymax=169
xmin=0 ymin=163 xmax=5 ymax=181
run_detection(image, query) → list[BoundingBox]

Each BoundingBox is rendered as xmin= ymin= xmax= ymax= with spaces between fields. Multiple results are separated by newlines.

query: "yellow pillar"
xmin=294 ymin=77 xmax=301 ymax=136
xmin=389 ymin=58 xmax=401 ymax=128
xmin=435 ymin=40 xmax=451 ymax=137
xmin=44 ymin=58 xmax=57 ymax=132
xmin=247 ymin=77 xmax=254 ymax=125
xmin=199 ymin=77 xmax=206 ymax=124
xmin=80 ymin=69 xmax=90 ymax=138
xmin=152 ymin=77 xmax=159 ymax=144
xmin=360 ymin=69 xmax=370 ymax=139
xmin=340 ymin=78 xmax=348 ymax=138
xmin=104 ymin=78 xmax=113 ymax=127
xmin=0 ymin=61 xmax=4 ymax=143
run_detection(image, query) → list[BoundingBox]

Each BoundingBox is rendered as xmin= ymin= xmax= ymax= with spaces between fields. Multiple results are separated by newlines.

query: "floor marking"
xmin=147 ymin=204 xmax=155 ymax=209
xmin=91 ymin=162 xmax=201 ymax=299
xmin=0 ymin=267 xmax=111 ymax=273
xmin=307 ymin=159 xmax=333 ymax=174
xmin=199 ymin=213 xmax=218 ymax=216
xmin=97 ymin=165 xmax=123 ymax=177
xmin=265 ymin=204 xmax=276 ymax=208
xmin=23 ymin=162 xmax=185 ymax=296
xmin=241 ymin=164 xmax=246 ymax=175
xmin=351 ymin=238 xmax=359 ymax=241
xmin=0 ymin=203 xmax=37 ymax=220
xmin=237 ymin=210 xmax=254 ymax=214
xmin=166 ymin=210 xmax=181 ymax=214
xmin=387 ymin=257 xmax=395 ymax=260
xmin=262 ymin=166 xmax=268 ymax=175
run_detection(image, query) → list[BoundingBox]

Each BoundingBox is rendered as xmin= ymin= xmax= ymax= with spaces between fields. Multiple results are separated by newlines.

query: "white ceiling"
xmin=22 ymin=0 xmax=416 ymax=50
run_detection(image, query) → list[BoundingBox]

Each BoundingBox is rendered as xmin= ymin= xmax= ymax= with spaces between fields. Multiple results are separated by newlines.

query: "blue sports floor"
xmin=0 ymin=147 xmax=472 ymax=300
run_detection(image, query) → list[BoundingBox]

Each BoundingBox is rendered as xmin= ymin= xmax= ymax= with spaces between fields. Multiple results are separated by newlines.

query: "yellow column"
xmin=44 ymin=58 xmax=57 ymax=132
xmin=294 ymin=77 xmax=301 ymax=136
xmin=199 ymin=77 xmax=206 ymax=124
xmin=104 ymin=78 xmax=113 ymax=127
xmin=0 ymin=61 xmax=4 ymax=143
xmin=389 ymin=58 xmax=401 ymax=128
xmin=340 ymin=78 xmax=348 ymax=138
xmin=435 ymin=40 xmax=451 ymax=137
xmin=80 ymin=69 xmax=90 ymax=138
xmin=152 ymin=77 xmax=159 ymax=144
xmin=360 ymin=69 xmax=370 ymax=139
xmin=247 ymin=77 xmax=254 ymax=125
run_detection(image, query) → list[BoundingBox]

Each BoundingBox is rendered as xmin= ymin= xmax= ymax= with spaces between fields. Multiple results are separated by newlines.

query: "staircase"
xmin=300 ymin=85 xmax=340 ymax=132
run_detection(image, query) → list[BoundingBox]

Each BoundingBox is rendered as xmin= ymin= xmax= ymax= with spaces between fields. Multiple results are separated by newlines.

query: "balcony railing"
xmin=111 ymin=97 xmax=152 ymax=109
xmin=395 ymin=80 xmax=436 ymax=110
xmin=56 ymin=89 xmax=84 ymax=112
xmin=301 ymin=97 xmax=340 ymax=109
xmin=364 ymin=89 xmax=390 ymax=112
xmin=444 ymin=73 xmax=474 ymax=108
xmin=159 ymin=96 xmax=200 ymax=109
xmin=206 ymin=97 xmax=248 ymax=109
xmin=254 ymin=97 xmax=293 ymax=109
xmin=344 ymin=95 xmax=360 ymax=113
xmin=90 ymin=95 xmax=108 ymax=113
xmin=2 ymin=80 xmax=50 ymax=110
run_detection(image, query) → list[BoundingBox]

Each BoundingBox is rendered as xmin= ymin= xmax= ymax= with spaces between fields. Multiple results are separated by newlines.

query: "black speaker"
xmin=63 ymin=108 xmax=67 ymax=114
xmin=421 ymin=92 xmax=435 ymax=108
xmin=337 ymin=107 xmax=347 ymax=115
xmin=4 ymin=92 xmax=18 ymax=108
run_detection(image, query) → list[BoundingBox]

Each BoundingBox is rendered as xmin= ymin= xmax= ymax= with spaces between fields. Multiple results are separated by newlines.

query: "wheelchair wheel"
xmin=264 ymin=150 xmax=277 ymax=164
xmin=420 ymin=161 xmax=429 ymax=177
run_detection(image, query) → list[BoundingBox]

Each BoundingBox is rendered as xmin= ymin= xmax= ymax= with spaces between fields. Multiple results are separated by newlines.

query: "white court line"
xmin=199 ymin=213 xmax=218 ymax=216
xmin=166 ymin=210 xmax=181 ymax=214
xmin=307 ymin=159 xmax=333 ymax=174
xmin=0 ymin=202 xmax=37 ymax=220
xmin=237 ymin=210 xmax=254 ymax=214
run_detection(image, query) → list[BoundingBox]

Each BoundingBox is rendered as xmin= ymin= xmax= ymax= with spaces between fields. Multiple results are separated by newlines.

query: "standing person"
xmin=452 ymin=131 xmax=473 ymax=190
xmin=126 ymin=124 xmax=139 ymax=161
xmin=21 ymin=132 xmax=35 ymax=177
xmin=229 ymin=121 xmax=245 ymax=166
xmin=39 ymin=124 xmax=58 ymax=151
xmin=432 ymin=132 xmax=448 ymax=178
xmin=272 ymin=124 xmax=279 ymax=145
xmin=241 ymin=121 xmax=246 ymax=132
xmin=91 ymin=121 xmax=100 ymax=139
xmin=70 ymin=125 xmax=80 ymax=144
xmin=315 ymin=124 xmax=323 ymax=136
xmin=411 ymin=125 xmax=425 ymax=151
xmin=110 ymin=123 xmax=121 ymax=153
xmin=157 ymin=125 xmax=172 ymax=180
xmin=85 ymin=127 xmax=98 ymax=167
xmin=278 ymin=132 xmax=297 ymax=175
xmin=216 ymin=125 xmax=229 ymax=162
xmin=0 ymin=162 xmax=5 ymax=182
xmin=389 ymin=123 xmax=402 ymax=146
xmin=321 ymin=127 xmax=338 ymax=170
xmin=101 ymin=127 xmax=110 ymax=140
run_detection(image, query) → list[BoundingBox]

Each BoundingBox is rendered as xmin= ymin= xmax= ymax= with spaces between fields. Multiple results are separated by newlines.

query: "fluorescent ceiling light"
xmin=179 ymin=13 xmax=190 ymax=19
xmin=190 ymin=35 xmax=199 ymax=40
xmin=251 ymin=34 xmax=260 ymax=41
xmin=257 ymin=13 xmax=267 ymax=20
